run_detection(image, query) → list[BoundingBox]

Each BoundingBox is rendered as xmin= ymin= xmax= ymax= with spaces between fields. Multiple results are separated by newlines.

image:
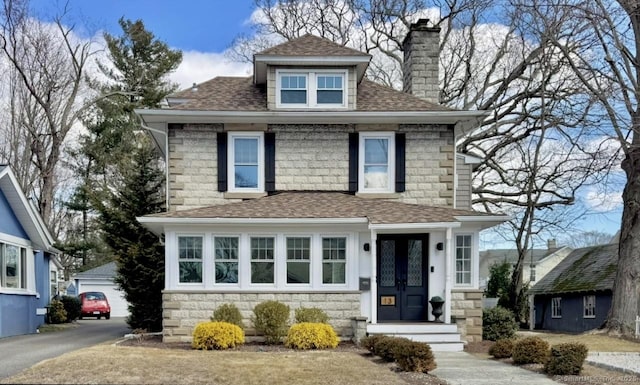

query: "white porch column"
xmin=370 ymin=229 xmax=377 ymax=324
xmin=444 ymin=227 xmax=453 ymax=324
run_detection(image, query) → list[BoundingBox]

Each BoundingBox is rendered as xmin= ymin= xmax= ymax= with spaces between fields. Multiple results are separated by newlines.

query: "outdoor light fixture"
xmin=436 ymin=242 xmax=444 ymax=250
xmin=363 ymin=243 xmax=370 ymax=251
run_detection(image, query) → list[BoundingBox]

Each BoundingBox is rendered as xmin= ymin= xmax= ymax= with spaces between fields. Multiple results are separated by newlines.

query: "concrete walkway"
xmin=432 ymin=352 xmax=561 ymax=385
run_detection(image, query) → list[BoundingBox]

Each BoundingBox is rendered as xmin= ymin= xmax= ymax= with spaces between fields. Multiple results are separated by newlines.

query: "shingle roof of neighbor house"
xmin=256 ymin=34 xmax=371 ymax=57
xmin=74 ymin=261 xmax=117 ymax=280
xmin=529 ymin=243 xmax=618 ymax=295
xmin=147 ymin=192 xmax=495 ymax=224
xmin=480 ymin=248 xmax=560 ymax=264
xmin=169 ymin=77 xmax=451 ymax=112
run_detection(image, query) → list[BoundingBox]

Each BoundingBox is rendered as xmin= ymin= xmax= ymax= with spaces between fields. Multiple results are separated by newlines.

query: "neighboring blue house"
xmin=529 ymin=243 xmax=617 ymax=333
xmin=0 ymin=165 xmax=59 ymax=338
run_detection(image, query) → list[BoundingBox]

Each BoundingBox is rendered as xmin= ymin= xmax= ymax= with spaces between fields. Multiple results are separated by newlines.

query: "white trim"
xmin=370 ymin=229 xmax=378 ymax=324
xmin=227 ymin=132 xmax=265 ymax=193
xmin=453 ymin=234 xmax=474 ymax=287
xmin=444 ymin=228 xmax=453 ymax=324
xmin=368 ymin=222 xmax=461 ymax=230
xmin=455 ymin=215 xmax=511 ymax=222
xmin=358 ymin=132 xmax=395 ymax=193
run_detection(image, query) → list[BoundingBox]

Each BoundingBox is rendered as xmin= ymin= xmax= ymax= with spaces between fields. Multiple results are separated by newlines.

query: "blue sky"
xmin=32 ymin=0 xmax=624 ymax=246
xmin=34 ymin=0 xmax=256 ymax=52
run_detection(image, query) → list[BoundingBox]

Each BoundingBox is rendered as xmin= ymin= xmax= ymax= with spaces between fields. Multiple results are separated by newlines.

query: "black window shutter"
xmin=265 ymin=132 xmax=276 ymax=192
xmin=395 ymin=133 xmax=406 ymax=192
xmin=217 ymin=132 xmax=227 ymax=192
xmin=348 ymin=133 xmax=359 ymax=193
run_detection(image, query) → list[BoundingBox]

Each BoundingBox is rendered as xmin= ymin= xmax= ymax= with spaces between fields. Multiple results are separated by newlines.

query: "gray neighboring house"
xmin=479 ymin=239 xmax=572 ymax=289
xmin=529 ymin=243 xmax=618 ymax=333
xmin=73 ymin=262 xmax=129 ymax=317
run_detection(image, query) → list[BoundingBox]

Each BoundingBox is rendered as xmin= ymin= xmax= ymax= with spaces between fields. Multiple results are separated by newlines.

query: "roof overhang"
xmin=138 ymin=214 xmax=509 ymax=235
xmin=0 ymin=167 xmax=58 ymax=253
xmin=253 ymin=55 xmax=372 ymax=84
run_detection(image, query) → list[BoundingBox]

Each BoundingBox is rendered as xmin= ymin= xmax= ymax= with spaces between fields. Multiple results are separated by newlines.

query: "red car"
xmin=79 ymin=292 xmax=111 ymax=319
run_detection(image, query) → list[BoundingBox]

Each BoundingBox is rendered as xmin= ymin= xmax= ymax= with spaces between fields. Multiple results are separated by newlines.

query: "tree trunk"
xmin=606 ymin=112 xmax=640 ymax=336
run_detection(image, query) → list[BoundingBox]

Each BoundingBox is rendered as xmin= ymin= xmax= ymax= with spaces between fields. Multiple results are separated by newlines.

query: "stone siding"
xmin=402 ymin=124 xmax=453 ymax=206
xmin=168 ymin=124 xmax=230 ymax=211
xmin=402 ymin=20 xmax=440 ymax=104
xmin=451 ymin=289 xmax=483 ymax=343
xmin=167 ymin=123 xmax=454 ymax=210
xmin=271 ymin=125 xmax=351 ymax=191
xmin=162 ymin=291 xmax=361 ymax=343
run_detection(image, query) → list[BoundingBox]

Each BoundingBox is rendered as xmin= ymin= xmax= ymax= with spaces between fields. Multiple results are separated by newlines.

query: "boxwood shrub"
xmin=512 ymin=336 xmax=550 ymax=364
xmin=482 ymin=307 xmax=518 ymax=341
xmin=294 ymin=307 xmax=329 ymax=324
xmin=489 ymin=339 xmax=516 ymax=359
xmin=544 ymin=342 xmax=588 ymax=375
xmin=252 ymin=300 xmax=290 ymax=344
xmin=211 ymin=303 xmax=244 ymax=330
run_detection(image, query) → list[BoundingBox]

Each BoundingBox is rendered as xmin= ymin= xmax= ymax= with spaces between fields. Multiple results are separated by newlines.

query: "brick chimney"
xmin=402 ymin=19 xmax=441 ymax=104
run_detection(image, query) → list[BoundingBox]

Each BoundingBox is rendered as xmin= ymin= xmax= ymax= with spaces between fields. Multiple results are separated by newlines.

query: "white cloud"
xmin=170 ymin=51 xmax=252 ymax=89
xmin=584 ymin=187 xmax=623 ymax=212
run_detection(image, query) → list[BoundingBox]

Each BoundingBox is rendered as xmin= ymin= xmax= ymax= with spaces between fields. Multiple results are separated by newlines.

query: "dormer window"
xmin=276 ymin=69 xmax=347 ymax=108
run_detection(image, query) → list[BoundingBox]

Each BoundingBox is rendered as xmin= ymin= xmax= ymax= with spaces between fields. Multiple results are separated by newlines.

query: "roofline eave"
xmin=135 ymin=108 xmax=490 ymax=126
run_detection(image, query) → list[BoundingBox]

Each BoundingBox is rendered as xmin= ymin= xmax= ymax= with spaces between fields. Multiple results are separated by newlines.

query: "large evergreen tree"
xmin=71 ymin=18 xmax=182 ymax=331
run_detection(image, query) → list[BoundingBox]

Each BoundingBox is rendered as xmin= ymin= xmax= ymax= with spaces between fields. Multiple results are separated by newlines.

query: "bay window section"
xmin=178 ymin=236 xmax=203 ymax=283
xmin=286 ymin=237 xmax=310 ymax=284
xmin=251 ymin=237 xmax=275 ymax=284
xmin=214 ymin=237 xmax=239 ymax=284
xmin=322 ymin=237 xmax=346 ymax=284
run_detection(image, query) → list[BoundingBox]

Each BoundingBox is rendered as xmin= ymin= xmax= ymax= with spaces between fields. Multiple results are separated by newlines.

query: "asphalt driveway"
xmin=0 ymin=317 xmax=129 ymax=379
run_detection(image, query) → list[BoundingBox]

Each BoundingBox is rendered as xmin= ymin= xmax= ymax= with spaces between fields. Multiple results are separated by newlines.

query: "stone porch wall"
xmin=162 ymin=291 xmax=361 ymax=343
xmin=451 ymin=289 xmax=483 ymax=343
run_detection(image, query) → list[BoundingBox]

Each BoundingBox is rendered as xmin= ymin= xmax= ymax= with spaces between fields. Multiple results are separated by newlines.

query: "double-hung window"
xmin=359 ymin=132 xmax=395 ymax=192
xmin=251 ymin=237 xmax=275 ymax=284
xmin=178 ymin=236 xmax=203 ymax=283
xmin=583 ymin=295 xmax=595 ymax=318
xmin=286 ymin=237 xmax=310 ymax=284
xmin=551 ymin=297 xmax=562 ymax=318
xmin=228 ymin=132 xmax=264 ymax=192
xmin=455 ymin=235 xmax=472 ymax=285
xmin=214 ymin=237 xmax=239 ymax=284
xmin=322 ymin=237 xmax=346 ymax=284
xmin=277 ymin=70 xmax=346 ymax=108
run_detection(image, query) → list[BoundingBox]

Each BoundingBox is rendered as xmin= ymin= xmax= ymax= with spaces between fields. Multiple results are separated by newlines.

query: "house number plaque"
xmin=380 ymin=296 xmax=396 ymax=306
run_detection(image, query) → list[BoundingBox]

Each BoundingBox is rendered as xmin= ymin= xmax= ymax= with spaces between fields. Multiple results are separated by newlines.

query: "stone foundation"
xmin=451 ymin=289 xmax=483 ymax=342
xmin=162 ymin=291 xmax=361 ymax=343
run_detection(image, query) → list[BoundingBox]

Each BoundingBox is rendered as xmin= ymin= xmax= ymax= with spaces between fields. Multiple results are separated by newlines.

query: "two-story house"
xmin=136 ymin=19 xmax=507 ymax=350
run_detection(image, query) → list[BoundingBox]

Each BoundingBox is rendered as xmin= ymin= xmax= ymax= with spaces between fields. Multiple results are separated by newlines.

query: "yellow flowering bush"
xmin=192 ymin=321 xmax=244 ymax=350
xmin=285 ymin=322 xmax=339 ymax=349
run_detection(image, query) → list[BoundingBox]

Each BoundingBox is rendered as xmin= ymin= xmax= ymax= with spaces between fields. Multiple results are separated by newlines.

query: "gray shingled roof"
xmin=146 ymin=191 xmax=495 ymax=224
xmin=480 ymin=248 xmax=558 ymax=265
xmin=74 ymin=261 xmax=117 ymax=279
xmin=169 ymin=77 xmax=451 ymax=112
xmin=256 ymin=34 xmax=371 ymax=58
xmin=530 ymin=244 xmax=618 ymax=295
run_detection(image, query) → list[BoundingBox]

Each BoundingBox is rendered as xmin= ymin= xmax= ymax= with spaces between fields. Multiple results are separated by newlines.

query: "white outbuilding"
xmin=73 ymin=262 xmax=129 ymax=317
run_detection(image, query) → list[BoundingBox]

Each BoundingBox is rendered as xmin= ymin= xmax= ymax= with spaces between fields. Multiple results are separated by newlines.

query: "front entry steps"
xmin=366 ymin=323 xmax=464 ymax=352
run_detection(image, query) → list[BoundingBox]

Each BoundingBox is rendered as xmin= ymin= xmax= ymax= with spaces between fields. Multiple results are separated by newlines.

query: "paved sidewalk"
xmin=432 ymin=352 xmax=561 ymax=385
xmin=587 ymin=352 xmax=640 ymax=375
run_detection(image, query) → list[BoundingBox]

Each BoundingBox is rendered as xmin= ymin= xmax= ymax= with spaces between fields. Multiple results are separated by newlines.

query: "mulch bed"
xmin=118 ymin=335 xmax=447 ymax=385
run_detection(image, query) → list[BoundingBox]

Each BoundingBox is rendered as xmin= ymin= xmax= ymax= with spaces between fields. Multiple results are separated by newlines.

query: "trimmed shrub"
xmin=60 ymin=296 xmax=81 ymax=322
xmin=211 ymin=303 xmax=244 ymax=329
xmin=544 ymin=343 xmax=588 ymax=375
xmin=252 ymin=300 xmax=290 ymax=344
xmin=394 ymin=340 xmax=437 ymax=373
xmin=48 ymin=300 xmax=67 ymax=324
xmin=192 ymin=321 xmax=245 ymax=350
xmin=482 ymin=306 xmax=518 ymax=341
xmin=294 ymin=307 xmax=329 ymax=324
xmin=359 ymin=334 xmax=383 ymax=353
xmin=512 ymin=336 xmax=550 ymax=364
xmin=285 ymin=322 xmax=339 ymax=349
xmin=489 ymin=339 xmax=516 ymax=359
xmin=372 ymin=335 xmax=401 ymax=362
